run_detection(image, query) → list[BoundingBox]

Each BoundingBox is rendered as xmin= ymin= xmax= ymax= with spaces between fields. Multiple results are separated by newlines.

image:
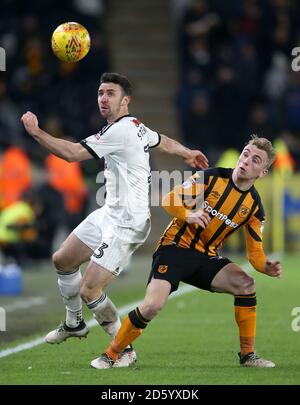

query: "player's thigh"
xmin=56 ymin=207 xmax=106 ymax=270
xmin=211 ymin=262 xmax=254 ymax=295
xmin=91 ymin=234 xmax=144 ymax=276
xmin=54 ymin=232 xmax=93 ymax=270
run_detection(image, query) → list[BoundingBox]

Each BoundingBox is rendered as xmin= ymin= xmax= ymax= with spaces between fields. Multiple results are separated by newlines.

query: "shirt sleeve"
xmin=245 ymin=202 xmax=267 ymax=273
xmin=146 ymin=127 xmax=161 ymax=148
xmin=162 ymin=172 xmax=205 ymax=220
xmin=80 ymin=124 xmax=125 ymax=160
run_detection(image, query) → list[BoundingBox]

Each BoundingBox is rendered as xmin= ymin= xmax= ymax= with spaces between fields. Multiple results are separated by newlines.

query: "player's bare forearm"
xmin=158 ymin=134 xmax=209 ymax=169
xmin=158 ymin=135 xmax=191 ymax=158
xmin=21 ymin=111 xmax=91 ymax=162
xmin=29 ymin=128 xmax=76 ymax=161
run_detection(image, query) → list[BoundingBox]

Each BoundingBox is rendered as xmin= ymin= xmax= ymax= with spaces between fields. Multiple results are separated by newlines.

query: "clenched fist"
xmin=21 ymin=111 xmax=40 ymax=137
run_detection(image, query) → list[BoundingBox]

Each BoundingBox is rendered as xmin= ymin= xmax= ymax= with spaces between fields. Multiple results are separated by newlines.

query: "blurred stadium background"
xmin=0 ymin=0 xmax=300 ymax=384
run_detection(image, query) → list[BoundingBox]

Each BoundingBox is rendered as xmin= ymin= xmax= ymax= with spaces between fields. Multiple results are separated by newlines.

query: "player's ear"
xmin=122 ymin=95 xmax=131 ymax=106
xmin=260 ymin=168 xmax=268 ymax=178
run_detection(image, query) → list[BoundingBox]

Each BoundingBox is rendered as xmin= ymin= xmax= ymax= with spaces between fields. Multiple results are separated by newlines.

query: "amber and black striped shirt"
xmin=158 ymin=167 xmax=267 ymax=273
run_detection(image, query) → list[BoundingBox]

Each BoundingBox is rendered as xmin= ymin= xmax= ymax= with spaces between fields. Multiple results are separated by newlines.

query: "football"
xmin=51 ymin=22 xmax=90 ymax=62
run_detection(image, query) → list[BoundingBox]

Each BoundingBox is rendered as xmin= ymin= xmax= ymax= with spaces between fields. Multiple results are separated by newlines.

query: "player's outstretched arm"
xmin=158 ymin=134 xmax=209 ymax=169
xmin=21 ymin=111 xmax=92 ymax=162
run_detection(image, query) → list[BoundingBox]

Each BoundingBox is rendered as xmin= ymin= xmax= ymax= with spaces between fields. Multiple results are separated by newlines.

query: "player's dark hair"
xmin=100 ymin=72 xmax=132 ymax=96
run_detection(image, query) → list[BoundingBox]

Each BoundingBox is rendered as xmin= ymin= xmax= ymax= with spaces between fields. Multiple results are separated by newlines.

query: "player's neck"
xmin=232 ymin=169 xmax=255 ymax=191
xmin=107 ymin=108 xmax=130 ymax=124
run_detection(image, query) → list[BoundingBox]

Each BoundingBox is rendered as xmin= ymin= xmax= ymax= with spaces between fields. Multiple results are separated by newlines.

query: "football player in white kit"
xmin=21 ymin=72 xmax=208 ymax=368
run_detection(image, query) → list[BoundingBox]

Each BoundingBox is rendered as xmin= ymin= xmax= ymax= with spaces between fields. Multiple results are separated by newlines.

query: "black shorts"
xmin=148 ymin=245 xmax=232 ymax=293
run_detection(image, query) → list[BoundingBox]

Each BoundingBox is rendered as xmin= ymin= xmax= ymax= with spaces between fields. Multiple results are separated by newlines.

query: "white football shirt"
xmin=80 ymin=115 xmax=160 ymax=228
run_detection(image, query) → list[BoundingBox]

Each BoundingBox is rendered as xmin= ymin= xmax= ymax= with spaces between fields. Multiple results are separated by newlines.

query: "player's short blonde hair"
xmin=247 ymin=135 xmax=276 ymax=168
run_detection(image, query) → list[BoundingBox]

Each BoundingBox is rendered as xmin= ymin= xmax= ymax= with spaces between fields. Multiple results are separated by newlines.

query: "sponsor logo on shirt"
xmin=203 ymin=200 xmax=239 ymax=228
xmin=131 ymin=118 xmax=141 ymax=127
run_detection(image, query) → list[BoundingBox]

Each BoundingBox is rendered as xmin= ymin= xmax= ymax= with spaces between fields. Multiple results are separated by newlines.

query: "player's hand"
xmin=263 ymin=259 xmax=282 ymax=278
xmin=21 ymin=111 xmax=40 ymax=137
xmin=185 ymin=150 xmax=209 ymax=169
xmin=186 ymin=209 xmax=211 ymax=228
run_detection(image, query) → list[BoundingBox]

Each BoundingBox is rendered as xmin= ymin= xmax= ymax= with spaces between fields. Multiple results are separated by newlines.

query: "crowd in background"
xmin=174 ymin=0 xmax=300 ymax=167
xmin=0 ymin=0 xmax=300 ymax=264
xmin=0 ymin=0 xmax=108 ymax=264
xmin=0 ymin=0 xmax=108 ymax=155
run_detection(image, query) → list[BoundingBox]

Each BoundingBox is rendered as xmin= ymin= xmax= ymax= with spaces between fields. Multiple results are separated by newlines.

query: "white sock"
xmin=57 ymin=269 xmax=83 ymax=328
xmin=87 ymin=294 xmax=121 ymax=339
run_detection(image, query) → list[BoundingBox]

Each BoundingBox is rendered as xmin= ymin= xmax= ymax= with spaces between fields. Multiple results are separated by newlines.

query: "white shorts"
xmin=73 ymin=206 xmax=151 ymax=275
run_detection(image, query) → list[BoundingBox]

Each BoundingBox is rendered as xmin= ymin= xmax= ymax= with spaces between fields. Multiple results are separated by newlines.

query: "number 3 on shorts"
xmin=93 ymin=242 xmax=109 ymax=259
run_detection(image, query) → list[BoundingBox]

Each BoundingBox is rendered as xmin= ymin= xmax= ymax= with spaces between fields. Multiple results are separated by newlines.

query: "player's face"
xmin=98 ymin=83 xmax=129 ymax=122
xmin=236 ymin=145 xmax=269 ymax=180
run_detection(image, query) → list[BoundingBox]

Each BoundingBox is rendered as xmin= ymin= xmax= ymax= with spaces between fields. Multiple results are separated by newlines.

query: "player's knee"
xmin=235 ymin=273 xmax=255 ymax=295
xmin=52 ymin=250 xmax=63 ymax=270
xmin=79 ymin=285 xmax=89 ymax=303
xmin=141 ymin=298 xmax=165 ymax=319
xmin=79 ymin=284 xmax=97 ymax=303
xmin=52 ymin=250 xmax=71 ymax=272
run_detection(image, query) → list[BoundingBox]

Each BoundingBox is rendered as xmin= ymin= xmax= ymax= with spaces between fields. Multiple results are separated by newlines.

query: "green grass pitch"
xmin=0 ymin=253 xmax=299 ymax=385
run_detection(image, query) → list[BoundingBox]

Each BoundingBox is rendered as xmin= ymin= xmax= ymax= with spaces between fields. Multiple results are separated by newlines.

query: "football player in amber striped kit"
xmin=95 ymin=135 xmax=282 ymax=369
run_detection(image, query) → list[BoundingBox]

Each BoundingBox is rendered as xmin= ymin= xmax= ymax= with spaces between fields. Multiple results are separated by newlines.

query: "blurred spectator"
xmin=0 ymin=186 xmax=64 ymax=265
xmin=179 ymin=0 xmax=224 ymax=76
xmin=25 ymin=184 xmax=65 ymax=261
xmin=0 ymin=146 xmax=32 ymax=209
xmin=45 ymin=154 xmax=89 ymax=231
xmin=243 ymin=103 xmax=274 ymax=145
xmin=182 ymin=92 xmax=219 ymax=162
xmin=0 ymin=81 xmax=23 ymax=149
xmin=264 ymin=51 xmax=289 ymax=102
xmin=231 ymin=0 xmax=263 ymax=45
xmin=281 ymin=130 xmax=300 ymax=170
xmin=284 ymin=72 xmax=300 ymax=133
xmin=213 ymin=65 xmax=244 ymax=150
xmin=0 ymin=192 xmax=36 ymax=265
